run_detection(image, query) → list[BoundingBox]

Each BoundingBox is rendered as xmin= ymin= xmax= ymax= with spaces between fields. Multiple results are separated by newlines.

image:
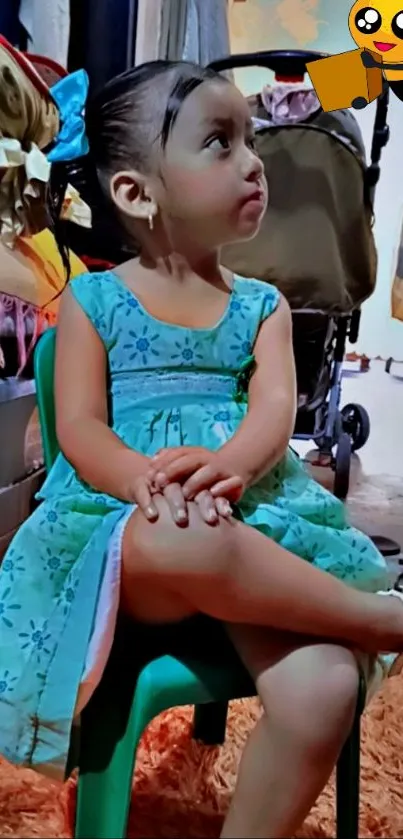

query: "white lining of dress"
xmin=74 ymin=505 xmax=136 ymax=716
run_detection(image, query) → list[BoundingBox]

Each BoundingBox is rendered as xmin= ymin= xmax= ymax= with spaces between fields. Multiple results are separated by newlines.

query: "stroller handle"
xmin=209 ymin=50 xmax=328 ymax=78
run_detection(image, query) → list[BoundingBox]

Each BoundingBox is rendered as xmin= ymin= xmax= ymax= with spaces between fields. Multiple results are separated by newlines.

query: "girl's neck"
xmin=139 ymin=241 xmax=222 ymax=285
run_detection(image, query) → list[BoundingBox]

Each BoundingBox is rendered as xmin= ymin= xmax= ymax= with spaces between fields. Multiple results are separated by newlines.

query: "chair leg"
xmin=75 ymin=685 xmax=141 ymax=839
xmin=336 ymin=682 xmax=363 ymax=839
xmin=192 ymin=701 xmax=229 ymax=745
xmin=75 ymin=624 xmax=145 ymax=839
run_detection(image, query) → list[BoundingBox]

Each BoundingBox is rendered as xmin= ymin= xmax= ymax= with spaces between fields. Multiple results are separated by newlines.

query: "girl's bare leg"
xmin=221 ymin=625 xmax=359 ymax=839
xmin=121 ymin=497 xmax=403 ymax=653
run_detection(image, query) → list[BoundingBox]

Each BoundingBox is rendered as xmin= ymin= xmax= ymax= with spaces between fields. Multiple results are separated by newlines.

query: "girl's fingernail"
xmin=146 ymin=506 xmax=157 ymax=519
xmin=175 ymin=510 xmax=187 ymax=522
xmin=207 ymin=510 xmax=217 ymax=521
xmin=157 ymin=472 xmax=168 ymax=487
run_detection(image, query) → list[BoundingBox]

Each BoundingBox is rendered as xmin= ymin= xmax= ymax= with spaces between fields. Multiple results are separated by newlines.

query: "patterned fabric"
xmin=0 ymin=271 xmax=389 ymax=777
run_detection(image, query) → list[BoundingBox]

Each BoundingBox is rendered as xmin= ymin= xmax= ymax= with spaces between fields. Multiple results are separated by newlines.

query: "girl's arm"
xmin=55 ymin=288 xmax=148 ymax=500
xmin=220 ymin=295 xmax=297 ymax=487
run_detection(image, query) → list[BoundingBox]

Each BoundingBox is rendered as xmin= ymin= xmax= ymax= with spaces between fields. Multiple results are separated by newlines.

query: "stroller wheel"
xmin=341 ymin=403 xmax=370 ymax=452
xmin=333 ymin=432 xmax=351 ymax=500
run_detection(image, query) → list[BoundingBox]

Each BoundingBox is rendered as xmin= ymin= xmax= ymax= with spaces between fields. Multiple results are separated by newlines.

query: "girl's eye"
xmin=205 ymin=132 xmax=230 ymax=151
xmin=246 ymin=135 xmax=257 ymax=151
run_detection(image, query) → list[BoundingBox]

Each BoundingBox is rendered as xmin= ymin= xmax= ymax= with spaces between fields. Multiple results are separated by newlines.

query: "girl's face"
xmin=154 ymin=80 xmax=267 ymax=249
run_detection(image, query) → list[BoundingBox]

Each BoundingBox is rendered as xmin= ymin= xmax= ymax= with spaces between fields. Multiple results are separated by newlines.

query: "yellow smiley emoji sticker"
xmin=306 ymin=1 xmax=403 ymax=111
xmin=349 ymin=1 xmax=403 ymax=79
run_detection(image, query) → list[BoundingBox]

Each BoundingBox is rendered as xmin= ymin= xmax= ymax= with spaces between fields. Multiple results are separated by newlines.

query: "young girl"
xmin=0 ymin=58 xmax=403 ymax=838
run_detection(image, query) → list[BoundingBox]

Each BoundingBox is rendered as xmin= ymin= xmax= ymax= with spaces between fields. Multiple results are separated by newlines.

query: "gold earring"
xmin=148 ymin=213 xmax=154 ymax=231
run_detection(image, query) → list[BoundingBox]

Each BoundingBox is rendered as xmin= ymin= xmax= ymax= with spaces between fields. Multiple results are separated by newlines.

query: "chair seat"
xmin=134 ymin=648 xmax=256 ymax=730
xmin=108 ymin=615 xmax=256 ymax=732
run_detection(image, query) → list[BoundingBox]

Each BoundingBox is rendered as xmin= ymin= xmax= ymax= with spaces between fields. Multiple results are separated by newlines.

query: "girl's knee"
xmin=258 ymin=645 xmax=359 ymax=755
xmin=123 ymin=495 xmax=236 ymax=577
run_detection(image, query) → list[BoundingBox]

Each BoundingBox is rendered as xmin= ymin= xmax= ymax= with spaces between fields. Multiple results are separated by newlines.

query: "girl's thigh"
xmin=120 ymin=496 xmax=234 ymax=623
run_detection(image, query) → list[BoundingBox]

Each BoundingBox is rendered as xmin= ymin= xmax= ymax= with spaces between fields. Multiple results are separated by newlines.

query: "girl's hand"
xmin=149 ymin=447 xmax=245 ymax=503
xmin=130 ymin=472 xmax=188 ymax=526
xmin=132 ymin=466 xmax=231 ymax=527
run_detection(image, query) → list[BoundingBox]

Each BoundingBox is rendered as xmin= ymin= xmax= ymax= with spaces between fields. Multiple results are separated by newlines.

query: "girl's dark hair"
xmin=49 ymin=60 xmax=227 ymax=273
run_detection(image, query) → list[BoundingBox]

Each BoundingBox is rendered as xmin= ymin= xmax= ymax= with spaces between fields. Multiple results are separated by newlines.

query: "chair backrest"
xmin=34 ymin=327 xmax=59 ymax=472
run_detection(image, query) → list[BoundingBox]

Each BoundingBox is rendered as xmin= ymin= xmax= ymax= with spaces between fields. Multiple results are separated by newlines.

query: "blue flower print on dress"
xmin=262 ymin=289 xmax=280 ymax=312
xmin=170 ymin=336 xmax=204 ymax=365
xmin=0 ymin=587 xmax=21 ymax=628
xmin=93 ymin=313 xmax=108 ymax=334
xmin=1 ymin=549 xmax=26 ymax=583
xmin=168 ymin=410 xmax=181 ymax=433
xmin=228 ymin=295 xmax=252 ymax=321
xmin=44 ymin=548 xmax=69 ymax=581
xmin=39 ymin=505 xmax=68 ymax=535
xmin=93 ymin=494 xmax=111 ymax=509
xmin=19 ymin=620 xmax=52 ymax=665
xmin=60 ymin=578 xmax=79 ymax=616
xmin=326 ymin=538 xmax=374 ymax=582
xmin=201 ymin=407 xmax=235 ymax=445
xmin=116 ymin=292 xmax=145 ymax=319
xmin=0 ymin=670 xmax=18 ymax=696
xmin=123 ymin=325 xmax=160 ymax=365
xmin=229 ymin=332 xmax=254 ymax=364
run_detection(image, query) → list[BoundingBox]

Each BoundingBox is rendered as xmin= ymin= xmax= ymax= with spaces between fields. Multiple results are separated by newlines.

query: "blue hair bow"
xmin=47 ymin=69 xmax=89 ymax=163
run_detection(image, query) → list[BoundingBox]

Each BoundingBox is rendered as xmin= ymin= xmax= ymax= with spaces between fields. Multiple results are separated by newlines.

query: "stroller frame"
xmin=209 ymin=51 xmax=390 ymax=499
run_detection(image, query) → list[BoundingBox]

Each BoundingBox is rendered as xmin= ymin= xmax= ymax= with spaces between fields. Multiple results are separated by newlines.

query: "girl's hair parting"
xmin=49 ymin=60 xmax=227 ymax=271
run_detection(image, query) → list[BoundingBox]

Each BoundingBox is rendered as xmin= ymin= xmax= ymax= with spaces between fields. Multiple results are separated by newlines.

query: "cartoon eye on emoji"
xmin=391 ymin=11 xmax=403 ymax=37
xmin=354 ymin=6 xmax=382 ymax=33
xmin=349 ymin=2 xmax=403 ymax=62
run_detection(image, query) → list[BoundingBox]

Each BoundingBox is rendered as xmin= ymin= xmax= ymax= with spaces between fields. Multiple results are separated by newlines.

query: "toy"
xmin=307 ymin=1 xmax=403 ymax=111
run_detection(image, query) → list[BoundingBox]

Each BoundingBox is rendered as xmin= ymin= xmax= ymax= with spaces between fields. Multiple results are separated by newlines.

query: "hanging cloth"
xmin=19 ymin=0 xmax=70 ymax=68
xmin=159 ymin=0 xmax=188 ymax=62
xmin=158 ymin=0 xmax=230 ymax=65
xmin=135 ymin=0 xmax=163 ymax=64
xmin=187 ymin=0 xmax=230 ymax=65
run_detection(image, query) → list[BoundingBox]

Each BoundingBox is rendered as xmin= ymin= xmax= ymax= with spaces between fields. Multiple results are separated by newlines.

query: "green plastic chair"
xmin=34 ymin=327 xmax=365 ymax=839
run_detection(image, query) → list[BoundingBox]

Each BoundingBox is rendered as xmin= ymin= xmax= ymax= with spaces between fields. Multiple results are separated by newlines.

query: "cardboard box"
xmin=307 ymin=49 xmax=383 ymax=112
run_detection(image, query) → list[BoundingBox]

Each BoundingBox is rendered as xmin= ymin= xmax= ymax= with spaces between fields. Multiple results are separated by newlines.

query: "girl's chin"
xmin=232 ymin=217 xmax=263 ymax=241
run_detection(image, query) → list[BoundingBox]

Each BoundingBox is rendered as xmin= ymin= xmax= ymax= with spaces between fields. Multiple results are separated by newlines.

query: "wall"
xmin=228 ymin=0 xmax=403 ymax=359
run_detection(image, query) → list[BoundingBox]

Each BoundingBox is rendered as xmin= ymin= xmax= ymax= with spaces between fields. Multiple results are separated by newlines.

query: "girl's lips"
xmin=373 ymin=41 xmax=396 ymax=51
xmin=241 ymin=190 xmax=265 ymax=207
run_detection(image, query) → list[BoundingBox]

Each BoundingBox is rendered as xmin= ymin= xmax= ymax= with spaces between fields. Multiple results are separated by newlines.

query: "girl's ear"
xmin=110 ymin=170 xmax=158 ymax=223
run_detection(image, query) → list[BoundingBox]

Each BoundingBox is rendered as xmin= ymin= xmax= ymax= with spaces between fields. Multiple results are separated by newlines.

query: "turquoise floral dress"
xmin=0 ymin=271 xmax=389 ymax=777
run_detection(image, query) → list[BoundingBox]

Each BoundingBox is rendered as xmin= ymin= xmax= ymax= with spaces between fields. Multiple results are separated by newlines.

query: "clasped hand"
xmin=132 ymin=446 xmax=244 ymax=526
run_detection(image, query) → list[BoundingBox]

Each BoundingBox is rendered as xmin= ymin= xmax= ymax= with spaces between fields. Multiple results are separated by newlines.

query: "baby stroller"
xmin=209 ymin=51 xmax=390 ymax=500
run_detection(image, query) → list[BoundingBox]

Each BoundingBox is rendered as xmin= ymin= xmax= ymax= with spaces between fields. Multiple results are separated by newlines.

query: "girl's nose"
xmin=243 ymin=147 xmax=264 ymax=183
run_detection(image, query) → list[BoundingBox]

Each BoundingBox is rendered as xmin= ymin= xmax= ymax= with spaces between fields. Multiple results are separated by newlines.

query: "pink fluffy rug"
xmin=1 ymin=674 xmax=403 ymax=838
